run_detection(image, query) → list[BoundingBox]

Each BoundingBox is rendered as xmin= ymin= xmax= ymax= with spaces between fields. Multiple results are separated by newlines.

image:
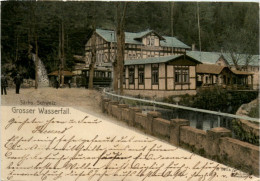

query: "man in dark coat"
xmin=14 ymin=74 xmax=22 ymax=94
xmin=1 ymin=74 xmax=8 ymax=95
xmin=55 ymin=77 xmax=59 ymax=89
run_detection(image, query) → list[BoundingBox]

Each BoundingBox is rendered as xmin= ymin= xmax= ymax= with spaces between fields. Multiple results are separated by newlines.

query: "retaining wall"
xmin=101 ymin=97 xmax=259 ymax=176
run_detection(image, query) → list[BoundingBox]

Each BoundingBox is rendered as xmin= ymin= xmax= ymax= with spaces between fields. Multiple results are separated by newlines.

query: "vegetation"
xmin=163 ymin=87 xmax=258 ymax=114
xmin=248 ymin=104 xmax=259 ymax=118
xmin=2 ymin=2 xmax=258 ymax=80
xmin=232 ymin=119 xmax=259 ymax=146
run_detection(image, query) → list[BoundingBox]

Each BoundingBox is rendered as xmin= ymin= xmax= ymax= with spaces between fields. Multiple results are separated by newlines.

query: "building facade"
xmin=123 ymin=54 xmax=201 ymax=98
xmin=196 ymin=64 xmax=254 ymax=89
xmin=187 ymin=51 xmax=259 ymax=89
xmin=84 ymin=29 xmax=191 ymax=67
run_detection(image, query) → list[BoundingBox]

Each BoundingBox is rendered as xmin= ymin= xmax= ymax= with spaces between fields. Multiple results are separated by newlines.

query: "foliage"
xmin=248 ymin=104 xmax=259 ymax=118
xmin=193 ymin=88 xmax=258 ymax=113
xmin=164 ymin=87 xmax=258 ymax=114
xmin=232 ymin=119 xmax=259 ymax=146
xmin=1 ymin=2 xmax=258 ymax=78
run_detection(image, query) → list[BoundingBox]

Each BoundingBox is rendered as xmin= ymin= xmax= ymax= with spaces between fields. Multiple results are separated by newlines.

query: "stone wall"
xmin=235 ymin=98 xmax=259 ymax=145
xmin=101 ymin=97 xmax=260 ymax=176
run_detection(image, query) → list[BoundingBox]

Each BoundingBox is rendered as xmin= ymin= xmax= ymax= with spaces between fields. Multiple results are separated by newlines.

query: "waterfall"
xmin=32 ymin=54 xmax=49 ymax=87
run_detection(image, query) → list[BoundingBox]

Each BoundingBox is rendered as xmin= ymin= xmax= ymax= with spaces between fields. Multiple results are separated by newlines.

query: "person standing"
xmin=14 ymin=74 xmax=22 ymax=94
xmin=68 ymin=79 xmax=71 ymax=88
xmin=1 ymin=74 xmax=8 ymax=95
xmin=55 ymin=77 xmax=59 ymax=89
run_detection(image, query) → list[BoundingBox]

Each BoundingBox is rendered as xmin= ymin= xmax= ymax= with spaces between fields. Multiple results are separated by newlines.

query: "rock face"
xmin=32 ymin=54 xmax=49 ymax=87
xmin=234 ymin=98 xmax=259 ymax=145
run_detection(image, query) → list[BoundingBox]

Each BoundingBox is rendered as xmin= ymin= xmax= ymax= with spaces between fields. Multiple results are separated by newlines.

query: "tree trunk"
xmin=113 ymin=60 xmax=118 ymax=92
xmin=116 ymin=2 xmax=127 ymax=94
xmin=61 ymin=20 xmax=65 ymax=86
xmin=35 ymin=34 xmax=38 ymax=89
xmin=88 ymin=30 xmax=96 ymax=89
xmin=171 ymin=2 xmax=174 ymax=54
xmin=119 ymin=31 xmax=125 ymax=94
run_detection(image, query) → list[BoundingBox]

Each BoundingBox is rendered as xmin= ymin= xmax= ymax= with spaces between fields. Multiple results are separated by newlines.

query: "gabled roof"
xmin=221 ymin=53 xmax=259 ymax=67
xmin=187 ymin=51 xmax=221 ymax=64
xmin=161 ymin=36 xmax=191 ymax=49
xmin=187 ymin=51 xmax=259 ymax=67
xmin=134 ymin=29 xmax=165 ymax=40
xmin=96 ymin=29 xmax=142 ymax=45
xmin=196 ymin=64 xmax=226 ymax=74
xmin=125 ymin=54 xmax=201 ymax=66
xmin=95 ymin=29 xmax=190 ymax=48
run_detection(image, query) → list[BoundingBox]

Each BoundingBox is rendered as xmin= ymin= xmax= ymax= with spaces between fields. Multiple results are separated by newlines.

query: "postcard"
xmin=1 ymin=1 xmax=259 ymax=181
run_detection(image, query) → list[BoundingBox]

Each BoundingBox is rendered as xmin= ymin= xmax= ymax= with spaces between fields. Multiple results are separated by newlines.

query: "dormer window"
xmin=147 ymin=37 xmax=155 ymax=46
xmin=150 ymin=37 xmax=154 ymax=46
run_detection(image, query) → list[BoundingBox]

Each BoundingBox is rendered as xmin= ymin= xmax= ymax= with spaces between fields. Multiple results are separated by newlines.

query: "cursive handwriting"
xmin=2 ymin=106 xmax=255 ymax=181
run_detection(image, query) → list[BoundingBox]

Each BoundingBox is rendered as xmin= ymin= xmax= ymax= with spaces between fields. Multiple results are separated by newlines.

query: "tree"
xmin=115 ymin=2 xmax=127 ymax=94
xmin=88 ymin=2 xmax=97 ymax=89
xmin=221 ymin=26 xmax=257 ymax=70
xmin=88 ymin=28 xmax=96 ymax=89
xmin=29 ymin=1 xmax=39 ymax=89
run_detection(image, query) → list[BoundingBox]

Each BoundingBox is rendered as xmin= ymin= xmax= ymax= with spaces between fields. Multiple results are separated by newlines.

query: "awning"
xmin=48 ymin=70 xmax=75 ymax=76
xmin=230 ymin=69 xmax=254 ymax=75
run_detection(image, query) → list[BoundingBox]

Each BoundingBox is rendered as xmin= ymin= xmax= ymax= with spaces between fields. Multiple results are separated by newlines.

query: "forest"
xmin=1 ymin=1 xmax=259 ymax=79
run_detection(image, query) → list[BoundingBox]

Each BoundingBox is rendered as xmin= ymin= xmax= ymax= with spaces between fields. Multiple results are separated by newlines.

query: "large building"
xmin=80 ymin=29 xmax=258 ymax=95
xmin=84 ymin=29 xmax=191 ymax=66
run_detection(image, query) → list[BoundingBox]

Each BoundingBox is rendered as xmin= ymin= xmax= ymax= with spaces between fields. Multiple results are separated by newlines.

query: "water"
xmin=139 ymin=106 xmax=233 ymax=131
xmin=108 ymin=94 xmax=234 ymax=135
xmin=32 ymin=54 xmax=49 ymax=87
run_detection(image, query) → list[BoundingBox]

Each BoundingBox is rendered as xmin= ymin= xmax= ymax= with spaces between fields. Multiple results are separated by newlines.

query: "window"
xmin=108 ymin=72 xmax=111 ymax=78
xmin=147 ymin=38 xmax=150 ymax=46
xmin=150 ymin=37 xmax=154 ymax=46
xmin=123 ymin=68 xmax=126 ymax=84
xmin=174 ymin=67 xmax=189 ymax=84
xmin=138 ymin=65 xmax=144 ymax=84
xmin=129 ymin=66 xmax=135 ymax=84
xmin=152 ymin=64 xmax=159 ymax=85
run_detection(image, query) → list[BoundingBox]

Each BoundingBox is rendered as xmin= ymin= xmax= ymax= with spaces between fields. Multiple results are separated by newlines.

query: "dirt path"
xmin=1 ymin=87 xmax=103 ymax=115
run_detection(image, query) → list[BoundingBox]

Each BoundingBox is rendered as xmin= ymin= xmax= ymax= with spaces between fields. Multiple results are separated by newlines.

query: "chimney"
xmin=192 ymin=43 xmax=196 ymax=51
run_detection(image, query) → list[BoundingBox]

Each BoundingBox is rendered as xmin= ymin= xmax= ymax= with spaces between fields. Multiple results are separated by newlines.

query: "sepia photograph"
xmin=1 ymin=1 xmax=259 ymax=180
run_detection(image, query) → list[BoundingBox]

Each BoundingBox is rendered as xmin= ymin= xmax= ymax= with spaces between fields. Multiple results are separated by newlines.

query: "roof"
xmin=134 ymin=29 xmax=165 ymax=40
xmin=161 ymin=36 xmax=191 ymax=49
xmin=124 ymin=54 xmax=202 ymax=66
xmin=187 ymin=51 xmax=221 ymax=64
xmin=231 ymin=69 xmax=254 ymax=75
xmin=134 ymin=29 xmax=153 ymax=39
xmin=187 ymin=51 xmax=259 ymax=67
xmin=48 ymin=70 xmax=75 ymax=76
xmin=221 ymin=53 xmax=259 ymax=67
xmin=196 ymin=64 xmax=254 ymax=75
xmin=95 ymin=29 xmax=190 ymax=48
xmin=125 ymin=55 xmax=182 ymax=65
xmin=196 ymin=64 xmax=226 ymax=74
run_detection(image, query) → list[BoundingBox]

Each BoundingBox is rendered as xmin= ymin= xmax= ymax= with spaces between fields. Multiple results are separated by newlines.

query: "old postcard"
xmin=1 ymin=1 xmax=259 ymax=181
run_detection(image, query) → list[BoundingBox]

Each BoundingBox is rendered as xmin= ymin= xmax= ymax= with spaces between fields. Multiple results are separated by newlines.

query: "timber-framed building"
xmin=84 ymin=29 xmax=191 ymax=66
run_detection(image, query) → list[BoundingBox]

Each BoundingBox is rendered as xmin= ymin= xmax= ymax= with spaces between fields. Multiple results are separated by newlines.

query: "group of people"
xmin=1 ymin=73 xmax=23 ymax=95
xmin=54 ymin=78 xmax=71 ymax=89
